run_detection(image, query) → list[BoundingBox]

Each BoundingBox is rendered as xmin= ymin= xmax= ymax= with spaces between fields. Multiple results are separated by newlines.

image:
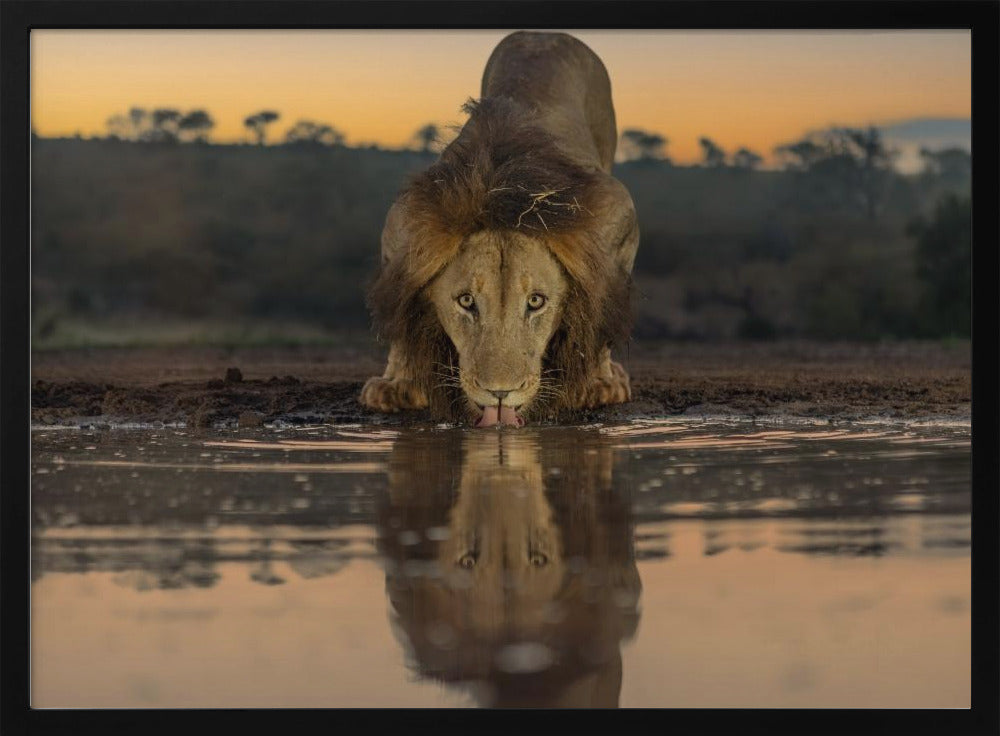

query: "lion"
xmin=377 ymin=429 xmax=642 ymax=707
xmin=361 ymin=31 xmax=639 ymax=426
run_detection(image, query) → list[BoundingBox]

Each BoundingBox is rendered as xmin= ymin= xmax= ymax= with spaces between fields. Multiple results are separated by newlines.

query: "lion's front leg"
xmin=574 ymin=347 xmax=631 ymax=409
xmin=360 ymin=344 xmax=429 ymax=413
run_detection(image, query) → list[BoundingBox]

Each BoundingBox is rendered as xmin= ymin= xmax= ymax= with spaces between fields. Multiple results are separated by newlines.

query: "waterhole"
xmin=31 ymin=419 xmax=970 ymax=708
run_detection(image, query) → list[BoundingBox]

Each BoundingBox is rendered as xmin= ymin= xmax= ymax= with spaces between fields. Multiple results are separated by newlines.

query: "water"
xmin=30 ymin=419 xmax=971 ymax=708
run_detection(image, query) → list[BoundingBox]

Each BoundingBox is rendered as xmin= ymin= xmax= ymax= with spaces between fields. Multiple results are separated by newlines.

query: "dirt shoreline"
xmin=30 ymin=341 xmax=971 ymax=428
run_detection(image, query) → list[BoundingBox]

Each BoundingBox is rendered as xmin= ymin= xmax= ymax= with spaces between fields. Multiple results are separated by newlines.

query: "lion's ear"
xmin=380 ymin=197 xmax=412 ymax=266
xmin=379 ymin=194 xmax=464 ymax=290
xmin=591 ymin=175 xmax=640 ymax=276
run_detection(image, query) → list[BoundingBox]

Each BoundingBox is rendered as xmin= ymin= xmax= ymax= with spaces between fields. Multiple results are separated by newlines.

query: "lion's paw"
xmin=360 ymin=377 xmax=429 ymax=413
xmin=609 ymin=360 xmax=630 ymax=387
xmin=583 ymin=362 xmax=631 ymax=408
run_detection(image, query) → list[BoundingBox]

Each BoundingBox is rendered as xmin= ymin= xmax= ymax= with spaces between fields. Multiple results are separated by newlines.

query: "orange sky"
xmin=31 ymin=30 xmax=971 ymax=164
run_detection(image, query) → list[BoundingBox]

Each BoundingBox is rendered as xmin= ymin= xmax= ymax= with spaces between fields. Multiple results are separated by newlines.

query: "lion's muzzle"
xmin=466 ymin=374 xmax=534 ymax=428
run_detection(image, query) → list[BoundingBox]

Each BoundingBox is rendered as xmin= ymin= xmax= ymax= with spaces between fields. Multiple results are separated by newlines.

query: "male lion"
xmin=362 ymin=31 xmax=639 ymax=426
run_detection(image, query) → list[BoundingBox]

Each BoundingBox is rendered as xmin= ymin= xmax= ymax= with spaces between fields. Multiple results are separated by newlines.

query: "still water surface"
xmin=31 ymin=419 xmax=970 ymax=708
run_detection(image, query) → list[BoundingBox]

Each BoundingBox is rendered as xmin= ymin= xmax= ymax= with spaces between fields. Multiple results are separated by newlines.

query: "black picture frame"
xmin=2 ymin=2 xmax=997 ymax=734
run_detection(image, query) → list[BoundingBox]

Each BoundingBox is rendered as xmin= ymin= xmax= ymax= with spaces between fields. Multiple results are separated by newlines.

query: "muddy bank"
xmin=30 ymin=341 xmax=971 ymax=427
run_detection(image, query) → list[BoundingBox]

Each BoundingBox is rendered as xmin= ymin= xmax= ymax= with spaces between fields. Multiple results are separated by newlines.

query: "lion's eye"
xmin=526 ymin=293 xmax=547 ymax=311
xmin=529 ymin=552 xmax=548 ymax=567
xmin=457 ymin=552 xmax=477 ymax=569
xmin=457 ymin=293 xmax=476 ymax=310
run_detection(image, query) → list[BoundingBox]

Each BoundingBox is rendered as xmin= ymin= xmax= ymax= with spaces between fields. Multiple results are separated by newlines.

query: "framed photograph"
xmin=3 ymin=1 xmax=997 ymax=733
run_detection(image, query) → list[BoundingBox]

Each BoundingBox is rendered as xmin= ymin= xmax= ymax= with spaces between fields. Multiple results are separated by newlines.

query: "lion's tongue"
xmin=476 ymin=405 xmax=500 ymax=427
xmin=500 ymin=405 xmax=525 ymax=427
xmin=475 ymin=405 xmax=524 ymax=428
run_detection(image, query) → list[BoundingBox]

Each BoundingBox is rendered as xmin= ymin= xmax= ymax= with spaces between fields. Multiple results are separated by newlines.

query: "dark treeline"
xmin=31 ymin=131 xmax=970 ymax=343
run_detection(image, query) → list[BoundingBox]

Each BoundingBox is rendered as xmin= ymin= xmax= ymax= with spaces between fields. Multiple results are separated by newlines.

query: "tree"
xmin=152 ymin=108 xmax=181 ymax=130
xmin=105 ymin=114 xmax=131 ymax=141
xmin=620 ymin=128 xmax=668 ymax=162
xmin=105 ymin=106 xmax=214 ymax=143
xmin=142 ymin=108 xmax=181 ymax=143
xmin=103 ymin=107 xmax=151 ymax=141
xmin=244 ymin=110 xmax=280 ymax=145
xmin=831 ymin=126 xmax=896 ymax=219
xmin=128 ymin=107 xmax=148 ymax=136
xmin=773 ymin=139 xmax=826 ymax=171
xmin=774 ymin=127 xmax=896 ymax=219
xmin=919 ymin=147 xmax=971 ymax=187
xmin=412 ymin=123 xmax=440 ymax=153
xmin=178 ymin=110 xmax=215 ymax=143
xmin=698 ymin=137 xmax=726 ymax=167
xmin=832 ymin=126 xmax=894 ymax=168
xmin=732 ymin=147 xmax=763 ymax=170
xmin=908 ymin=194 xmax=971 ymax=337
xmin=284 ymin=120 xmax=345 ymax=146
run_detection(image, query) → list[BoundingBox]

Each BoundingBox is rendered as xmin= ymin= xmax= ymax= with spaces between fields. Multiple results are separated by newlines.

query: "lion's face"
xmin=435 ymin=435 xmax=565 ymax=631
xmin=427 ymin=231 xmax=567 ymax=425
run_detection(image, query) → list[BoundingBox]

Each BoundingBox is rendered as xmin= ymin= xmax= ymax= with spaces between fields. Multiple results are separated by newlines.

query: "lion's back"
xmin=481 ymin=31 xmax=617 ymax=171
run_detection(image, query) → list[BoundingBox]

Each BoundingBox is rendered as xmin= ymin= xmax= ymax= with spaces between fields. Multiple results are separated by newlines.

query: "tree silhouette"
xmin=244 ymin=110 xmax=280 ymax=145
xmin=104 ymin=107 xmax=152 ymax=141
xmin=773 ymin=139 xmax=826 ymax=171
xmin=178 ymin=110 xmax=215 ymax=143
xmin=698 ymin=137 xmax=726 ymax=167
xmin=152 ymin=108 xmax=181 ymax=129
xmin=732 ymin=147 xmax=764 ymax=170
xmin=620 ymin=128 xmax=668 ymax=162
xmin=143 ymin=108 xmax=181 ymax=143
xmin=412 ymin=123 xmax=440 ymax=153
xmin=832 ymin=126 xmax=893 ymax=167
xmin=284 ymin=120 xmax=345 ymax=146
xmin=128 ymin=107 xmax=148 ymax=137
xmin=105 ymin=114 xmax=131 ymax=141
xmin=106 ymin=107 xmax=214 ymax=143
xmin=831 ymin=126 xmax=895 ymax=219
xmin=774 ymin=127 xmax=896 ymax=219
xmin=919 ymin=147 xmax=971 ymax=186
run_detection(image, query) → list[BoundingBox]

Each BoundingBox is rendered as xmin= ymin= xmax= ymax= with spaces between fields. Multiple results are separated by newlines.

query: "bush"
xmin=909 ymin=194 xmax=971 ymax=337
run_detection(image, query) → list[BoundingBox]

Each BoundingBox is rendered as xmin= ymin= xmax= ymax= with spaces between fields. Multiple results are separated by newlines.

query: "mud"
xmin=30 ymin=341 xmax=970 ymax=427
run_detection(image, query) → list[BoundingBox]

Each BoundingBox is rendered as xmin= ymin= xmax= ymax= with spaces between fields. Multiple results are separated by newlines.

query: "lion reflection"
xmin=377 ymin=430 xmax=641 ymax=708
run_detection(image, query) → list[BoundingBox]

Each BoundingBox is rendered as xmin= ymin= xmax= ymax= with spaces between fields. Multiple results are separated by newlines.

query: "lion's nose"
xmin=489 ymin=389 xmax=511 ymax=401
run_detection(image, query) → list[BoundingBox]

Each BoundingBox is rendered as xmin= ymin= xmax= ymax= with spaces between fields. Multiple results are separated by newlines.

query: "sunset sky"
xmin=31 ymin=30 xmax=971 ymax=165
